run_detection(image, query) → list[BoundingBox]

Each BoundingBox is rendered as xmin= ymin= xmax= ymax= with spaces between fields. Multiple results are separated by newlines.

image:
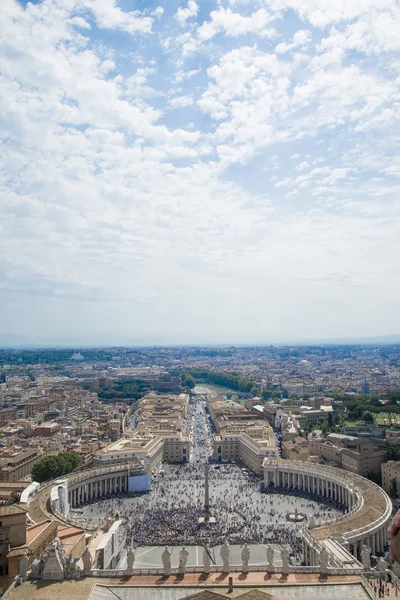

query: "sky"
xmin=1 ymin=0 xmax=400 ymax=346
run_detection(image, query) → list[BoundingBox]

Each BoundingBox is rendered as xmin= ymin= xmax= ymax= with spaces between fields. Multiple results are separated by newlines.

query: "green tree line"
xmin=31 ymin=452 xmax=81 ymax=483
xmin=92 ymin=380 xmax=148 ymax=401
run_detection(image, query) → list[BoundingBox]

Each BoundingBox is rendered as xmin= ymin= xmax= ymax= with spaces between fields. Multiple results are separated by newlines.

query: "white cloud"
xmin=275 ymin=29 xmax=312 ymax=54
xmin=80 ymin=0 xmax=154 ymax=34
xmin=197 ymin=7 xmax=277 ymax=41
xmin=318 ymin=7 xmax=400 ymax=55
xmin=175 ymin=1 xmax=199 ymax=26
xmin=0 ymin=0 xmax=400 ymax=343
xmin=383 ymin=164 xmax=400 ymax=177
xmin=169 ymin=95 xmax=193 ymax=108
xmin=267 ymin=0 xmax=396 ymax=28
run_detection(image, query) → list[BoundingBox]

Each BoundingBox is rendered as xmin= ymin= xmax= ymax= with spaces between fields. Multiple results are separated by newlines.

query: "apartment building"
xmin=0 ymin=407 xmax=18 ymax=423
xmin=94 ymin=393 xmax=190 ymax=471
xmin=385 ymin=429 xmax=400 ymax=446
xmin=282 ymin=437 xmax=311 ymax=461
xmin=0 ymin=504 xmax=28 ymax=575
xmin=208 ymin=395 xmax=278 ymax=474
xmin=381 ymin=461 xmax=400 ymax=495
xmin=0 ymin=449 xmax=43 ymax=482
xmin=310 ymin=433 xmax=385 ymax=477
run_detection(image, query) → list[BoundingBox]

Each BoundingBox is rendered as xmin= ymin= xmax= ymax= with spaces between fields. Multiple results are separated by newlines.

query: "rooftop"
xmin=5 ymin=574 xmax=369 ymax=600
xmin=0 ymin=504 xmax=28 ymax=516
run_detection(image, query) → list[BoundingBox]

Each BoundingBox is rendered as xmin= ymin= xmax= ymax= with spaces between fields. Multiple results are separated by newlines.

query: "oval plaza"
xmin=33 ymin=392 xmax=392 ymax=575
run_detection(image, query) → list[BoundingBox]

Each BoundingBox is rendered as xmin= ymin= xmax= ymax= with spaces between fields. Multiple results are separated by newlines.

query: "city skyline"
xmin=1 ymin=0 xmax=399 ymax=344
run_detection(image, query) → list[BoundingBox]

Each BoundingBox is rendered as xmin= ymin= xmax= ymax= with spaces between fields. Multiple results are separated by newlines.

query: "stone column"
xmin=380 ymin=528 xmax=385 ymax=552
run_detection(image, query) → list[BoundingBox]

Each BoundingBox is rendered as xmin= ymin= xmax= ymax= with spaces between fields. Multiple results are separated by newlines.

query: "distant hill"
xmin=1 ymin=332 xmax=400 ymax=348
xmin=292 ymin=334 xmax=400 ymax=345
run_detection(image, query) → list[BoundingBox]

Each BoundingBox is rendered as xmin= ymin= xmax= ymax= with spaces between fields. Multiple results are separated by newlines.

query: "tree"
xmin=362 ymin=411 xmax=374 ymax=424
xmin=390 ymin=478 xmax=398 ymax=499
xmin=181 ymin=372 xmax=196 ymax=389
xmin=31 ymin=452 xmax=81 ymax=483
xmin=333 ymin=413 xmax=342 ymax=426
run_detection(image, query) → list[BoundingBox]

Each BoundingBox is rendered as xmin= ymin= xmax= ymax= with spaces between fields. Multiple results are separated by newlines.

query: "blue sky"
xmin=1 ymin=0 xmax=399 ymax=345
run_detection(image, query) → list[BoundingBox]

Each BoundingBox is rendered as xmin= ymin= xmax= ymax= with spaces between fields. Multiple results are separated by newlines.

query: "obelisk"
xmin=204 ymin=463 xmax=210 ymax=522
xmin=199 ymin=463 xmax=216 ymax=524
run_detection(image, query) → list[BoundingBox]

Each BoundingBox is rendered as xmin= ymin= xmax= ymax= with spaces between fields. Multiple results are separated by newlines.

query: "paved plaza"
xmin=75 ymin=400 xmax=345 ymax=563
xmin=117 ymin=543 xmax=291 ymax=569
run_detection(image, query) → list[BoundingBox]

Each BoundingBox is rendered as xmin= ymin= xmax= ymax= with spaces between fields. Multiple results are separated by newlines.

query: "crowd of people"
xmin=368 ymin=577 xmax=399 ymax=598
xmin=261 ymin=483 xmax=347 ymax=516
xmin=77 ymin=399 xmax=344 ymax=564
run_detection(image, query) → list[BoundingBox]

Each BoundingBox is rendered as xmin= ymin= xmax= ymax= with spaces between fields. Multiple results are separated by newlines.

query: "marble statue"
xmin=220 ymin=542 xmax=230 ymax=573
xmin=41 ymin=539 xmax=65 ymax=581
xmin=203 ymin=547 xmax=211 ymax=574
xmin=65 ymin=556 xmax=80 ymax=579
xmin=241 ymin=544 xmax=250 ymax=573
xmin=319 ymin=547 xmax=329 ymax=574
xmin=361 ymin=545 xmax=371 ymax=570
xmin=266 ymin=547 xmax=274 ymax=572
xmin=58 ymin=485 xmax=68 ymax=517
xmin=126 ymin=547 xmax=135 ymax=570
xmin=179 ymin=547 xmax=189 ymax=573
xmin=162 ymin=546 xmax=172 ymax=576
xmin=19 ymin=554 xmax=29 ymax=579
xmin=377 ymin=556 xmax=389 ymax=571
xmin=82 ymin=547 xmax=92 ymax=572
xmin=281 ymin=547 xmax=290 ymax=574
xmin=30 ymin=559 xmax=42 ymax=578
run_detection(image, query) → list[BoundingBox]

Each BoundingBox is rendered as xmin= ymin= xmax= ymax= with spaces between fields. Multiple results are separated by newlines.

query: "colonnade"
xmin=263 ymin=459 xmax=392 ymax=561
xmin=68 ymin=471 xmax=129 ymax=508
xmin=348 ymin=527 xmax=388 ymax=557
xmin=264 ymin=468 xmax=354 ymax=509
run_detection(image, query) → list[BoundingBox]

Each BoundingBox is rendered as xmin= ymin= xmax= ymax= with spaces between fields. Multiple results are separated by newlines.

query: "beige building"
xmin=385 ymin=429 xmax=400 ymax=446
xmin=94 ymin=393 xmax=190 ymax=471
xmin=0 ymin=449 xmax=43 ymax=482
xmin=282 ymin=437 xmax=310 ymax=461
xmin=208 ymin=395 xmax=278 ymax=474
xmin=213 ymin=432 xmax=277 ymax=474
xmin=310 ymin=434 xmax=385 ymax=477
xmin=0 ymin=407 xmax=18 ymax=422
xmin=7 ymin=519 xmax=58 ymax=577
xmin=0 ymin=504 xmax=28 ymax=575
xmin=381 ymin=460 xmax=400 ymax=495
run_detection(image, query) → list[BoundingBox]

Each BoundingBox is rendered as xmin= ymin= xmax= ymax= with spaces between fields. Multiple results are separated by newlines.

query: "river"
xmin=193 ymin=383 xmax=235 ymax=395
